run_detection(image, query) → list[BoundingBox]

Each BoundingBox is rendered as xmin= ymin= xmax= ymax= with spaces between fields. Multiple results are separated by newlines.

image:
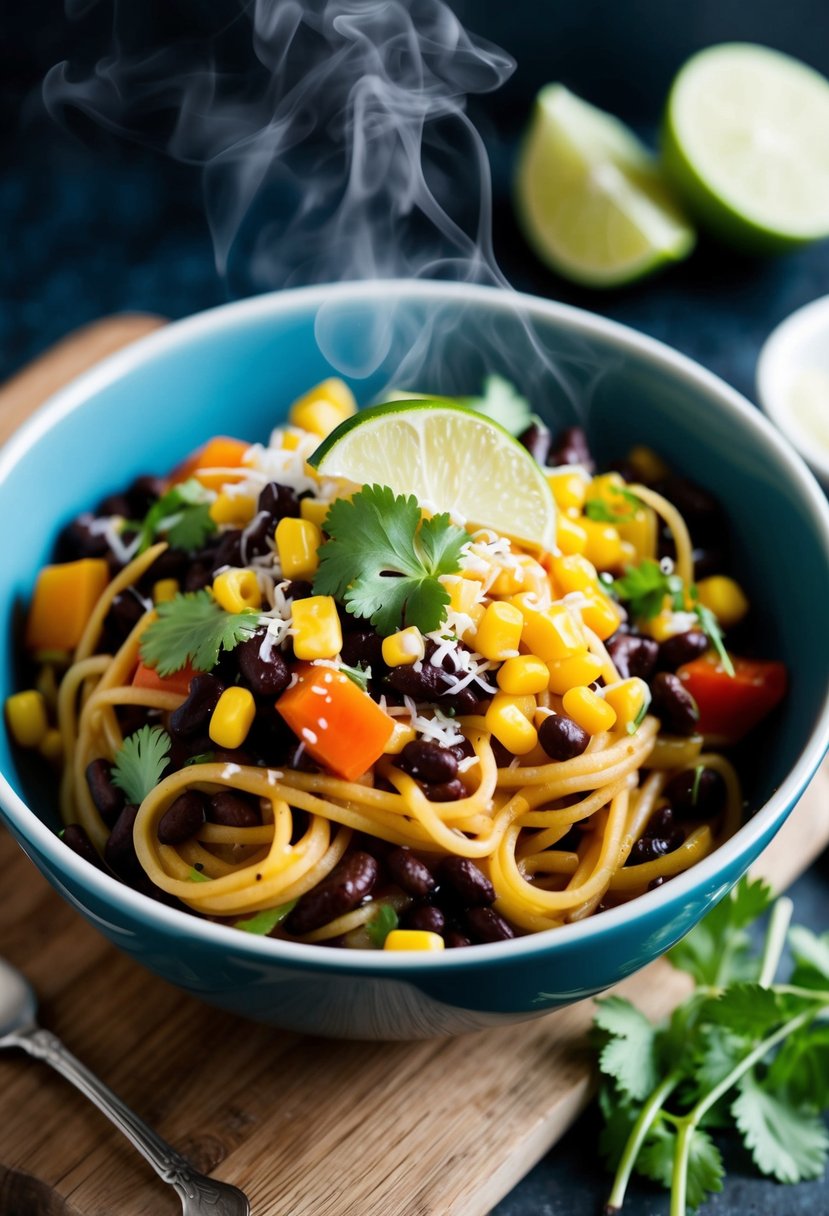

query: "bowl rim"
xmin=2 ymin=278 xmax=829 ymax=973
xmin=756 ymin=293 xmax=829 ymax=483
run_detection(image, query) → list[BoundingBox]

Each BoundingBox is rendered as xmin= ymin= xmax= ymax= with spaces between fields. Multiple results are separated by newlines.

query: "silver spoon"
xmin=0 ymin=956 xmax=250 ymax=1215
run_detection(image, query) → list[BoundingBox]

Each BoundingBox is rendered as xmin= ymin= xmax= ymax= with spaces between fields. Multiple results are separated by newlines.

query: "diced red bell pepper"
xmin=676 ymin=653 xmax=787 ymax=745
xmin=132 ymin=661 xmax=196 ymax=698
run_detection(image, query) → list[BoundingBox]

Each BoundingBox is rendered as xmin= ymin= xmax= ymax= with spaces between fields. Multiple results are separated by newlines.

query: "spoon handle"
xmin=8 ymin=1024 xmax=250 ymax=1215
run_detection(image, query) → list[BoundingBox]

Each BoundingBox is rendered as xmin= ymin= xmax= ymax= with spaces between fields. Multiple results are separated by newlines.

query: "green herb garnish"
xmin=139 ymin=589 xmax=260 ymax=676
xmin=314 ymin=484 xmax=468 ymax=636
xmin=339 ymin=663 xmax=371 ymax=692
xmin=595 ymin=879 xmax=829 ymax=1214
xmin=135 ymin=478 xmax=217 ymax=554
xmin=111 ymin=725 xmax=171 ymax=805
xmin=235 ymin=901 xmax=297 ymax=935
xmin=365 ymin=903 xmax=399 ymax=948
xmin=693 ymin=600 xmax=735 ymax=677
xmin=626 ymin=691 xmax=651 ymax=736
xmin=612 ymin=559 xmax=684 ymax=620
xmin=465 ymin=374 xmax=533 ymax=436
xmin=187 ymin=866 xmax=211 ymax=883
xmin=690 ymin=764 xmax=704 ymax=808
xmin=184 ymin=751 xmax=216 ymax=767
xmin=585 ymin=486 xmax=643 ymax=524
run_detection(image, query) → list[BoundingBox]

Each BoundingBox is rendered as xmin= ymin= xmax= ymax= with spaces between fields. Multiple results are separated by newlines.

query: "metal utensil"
xmin=0 ymin=956 xmax=250 ymax=1214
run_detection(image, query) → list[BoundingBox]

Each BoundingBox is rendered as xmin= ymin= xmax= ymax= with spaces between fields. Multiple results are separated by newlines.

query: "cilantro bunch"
xmin=595 ymin=879 xmax=829 ymax=1214
xmin=134 ymin=478 xmax=217 ymax=554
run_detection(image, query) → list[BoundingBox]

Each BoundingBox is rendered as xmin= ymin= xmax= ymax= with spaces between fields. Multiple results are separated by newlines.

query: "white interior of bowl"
xmin=2 ymin=279 xmax=829 ymax=973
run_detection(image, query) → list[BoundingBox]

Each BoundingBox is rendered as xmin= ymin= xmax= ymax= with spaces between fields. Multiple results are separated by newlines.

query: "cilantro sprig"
xmin=612 ymin=558 xmax=685 ymax=620
xmin=139 ymin=589 xmax=260 ymax=676
xmin=135 ymin=478 xmax=217 ymax=554
xmin=313 ymin=484 xmax=468 ymax=636
xmin=595 ymin=879 xmax=829 ymax=1214
xmin=111 ymin=725 xmax=171 ymax=805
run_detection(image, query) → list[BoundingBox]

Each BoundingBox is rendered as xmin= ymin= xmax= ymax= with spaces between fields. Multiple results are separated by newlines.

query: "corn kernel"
xmin=547 ymin=468 xmax=589 ymax=511
xmin=485 ymin=693 xmax=539 ymax=755
xmin=443 ymin=575 xmax=483 ymax=616
xmin=209 ymin=491 xmax=256 ymax=526
xmin=579 ymin=589 xmax=623 ymax=641
xmin=383 ymin=721 xmax=417 ymax=755
xmin=212 ymin=568 xmax=262 ymax=614
xmin=562 ymin=686 xmax=617 ymax=735
xmin=39 ymin=728 xmax=63 ymax=764
xmin=281 ymin=430 xmax=302 ymax=451
xmin=589 ymin=472 xmax=626 ymax=500
xmin=291 ymin=595 xmax=343 ymax=661
xmin=696 ymin=576 xmax=749 ymax=629
xmin=516 ymin=600 xmax=587 ymax=663
xmin=616 ymin=508 xmax=657 ymax=563
xmin=582 ymin=519 xmax=624 ymax=571
xmin=546 ymin=651 xmax=605 ymax=695
xmin=473 ymin=601 xmax=523 ymax=661
xmin=603 ymin=677 xmax=650 ymax=730
xmin=275 ymin=517 xmax=322 ymax=580
xmin=627 ymin=445 xmax=670 ymax=484
xmin=152 ymin=578 xmax=179 ymax=605
xmin=556 ymin=513 xmax=588 ymax=556
xmin=5 ymin=690 xmax=49 ymax=748
xmin=497 ymin=655 xmax=549 ymax=695
xmin=299 ymin=498 xmax=332 ymax=529
xmin=551 ymin=554 xmax=598 ymax=595
xmin=644 ymin=609 xmax=697 ymax=642
xmin=489 ymin=562 xmax=526 ymax=596
xmin=382 ymin=627 xmax=426 ymax=667
xmin=209 ymin=686 xmax=257 ymax=750
xmin=288 ymin=378 xmax=357 ymax=438
xmin=384 ymin=929 xmax=445 ymax=952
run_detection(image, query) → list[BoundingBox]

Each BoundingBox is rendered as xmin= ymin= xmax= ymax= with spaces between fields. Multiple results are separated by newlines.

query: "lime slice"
xmin=514 ymin=84 xmax=695 ymax=287
xmin=662 ymin=43 xmax=829 ymax=253
xmin=309 ymin=401 xmax=556 ymax=550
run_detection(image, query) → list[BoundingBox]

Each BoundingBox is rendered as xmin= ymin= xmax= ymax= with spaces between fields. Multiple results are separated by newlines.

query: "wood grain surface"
xmin=1 ymin=319 xmax=827 ymax=1216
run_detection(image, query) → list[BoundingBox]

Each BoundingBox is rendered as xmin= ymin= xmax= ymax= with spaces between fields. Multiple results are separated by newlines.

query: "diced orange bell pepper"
xmin=132 ymin=661 xmax=196 ymax=698
xmin=169 ymin=436 xmax=252 ymax=491
xmin=25 ymin=559 xmax=110 ymax=652
xmin=275 ymin=663 xmax=394 ymax=782
xmin=676 ymin=653 xmax=787 ymax=745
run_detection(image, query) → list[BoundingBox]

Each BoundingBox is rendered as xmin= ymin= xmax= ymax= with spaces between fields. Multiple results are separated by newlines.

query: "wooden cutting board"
xmin=1 ymin=318 xmax=827 ymax=1216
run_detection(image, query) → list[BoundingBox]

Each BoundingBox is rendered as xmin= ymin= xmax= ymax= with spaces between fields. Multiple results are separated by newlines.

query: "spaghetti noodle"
xmin=10 ymin=383 xmax=786 ymax=950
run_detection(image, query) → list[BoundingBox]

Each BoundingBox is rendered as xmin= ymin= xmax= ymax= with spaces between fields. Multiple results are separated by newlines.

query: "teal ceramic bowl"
xmin=2 ymin=282 xmax=828 ymax=1039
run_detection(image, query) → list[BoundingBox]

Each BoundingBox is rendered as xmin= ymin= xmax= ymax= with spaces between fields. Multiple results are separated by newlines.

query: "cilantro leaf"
xmin=693 ymin=601 xmax=735 ymax=677
xmin=234 ymin=901 xmax=297 ymax=935
xmin=594 ymin=996 xmax=659 ymax=1101
xmin=705 ymin=983 xmax=784 ymax=1038
xmin=465 ymin=374 xmax=533 ymax=436
xmin=136 ymin=478 xmax=217 ymax=554
xmin=733 ymin=1071 xmax=829 ymax=1184
xmin=667 ymin=878 xmax=773 ymax=987
xmin=767 ymin=1024 xmax=829 ymax=1107
xmin=139 ymin=590 xmax=260 ymax=676
xmin=597 ymin=1083 xmax=641 ymax=1169
xmin=314 ymin=485 xmax=467 ymax=636
xmin=612 ymin=559 xmax=684 ymax=620
xmin=338 ymin=663 xmax=371 ymax=692
xmin=585 ymin=499 xmax=629 ymax=523
xmin=365 ymin=903 xmax=398 ymax=948
xmin=111 ymin=725 xmax=171 ymax=805
xmin=789 ymin=925 xmax=829 ymax=989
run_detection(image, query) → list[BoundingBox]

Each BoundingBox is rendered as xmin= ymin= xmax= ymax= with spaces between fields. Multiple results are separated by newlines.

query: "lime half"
xmin=309 ymin=401 xmax=556 ymax=550
xmin=662 ymin=43 xmax=829 ymax=253
xmin=514 ymin=84 xmax=695 ymax=287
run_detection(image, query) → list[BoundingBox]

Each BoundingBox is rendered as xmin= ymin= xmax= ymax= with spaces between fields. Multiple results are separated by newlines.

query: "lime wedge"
xmin=514 ymin=84 xmax=695 ymax=287
xmin=309 ymin=401 xmax=556 ymax=550
xmin=662 ymin=44 xmax=829 ymax=253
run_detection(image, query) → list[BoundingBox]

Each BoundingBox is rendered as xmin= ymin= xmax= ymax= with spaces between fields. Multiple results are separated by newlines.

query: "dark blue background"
xmin=2 ymin=3 xmax=828 ymax=1214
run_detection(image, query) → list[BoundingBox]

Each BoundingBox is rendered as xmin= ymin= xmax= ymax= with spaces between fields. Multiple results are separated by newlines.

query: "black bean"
xmin=399 ymin=739 xmax=459 ymax=784
xmin=169 ymin=674 xmax=225 ymax=739
xmin=423 ymin=778 xmax=466 ymax=802
xmin=85 ymin=759 xmax=126 ymax=826
xmin=648 ymin=876 xmax=666 ymax=890
xmin=548 ymin=426 xmax=595 ymax=473
xmin=658 ymin=630 xmax=709 ymax=672
xmin=386 ymin=660 xmax=447 ymax=702
xmin=62 ymin=823 xmax=105 ymax=869
xmin=56 ymin=513 xmax=110 ymax=561
xmin=538 ymin=714 xmax=590 ymax=761
xmin=283 ymin=579 xmax=314 ymax=601
xmin=465 ymin=906 xmax=515 ymax=943
xmin=404 ymin=905 xmax=446 ymax=934
xmin=97 ymin=491 xmax=132 ymax=518
xmin=104 ymin=804 xmax=141 ymax=880
xmin=106 ymin=590 xmax=148 ymax=646
xmin=650 ymin=672 xmax=700 ymax=735
xmin=606 ymin=632 xmax=659 ymax=681
xmin=651 ymin=476 xmax=722 ymax=543
xmin=210 ymin=529 xmax=243 ymax=572
xmin=517 ymin=421 xmax=552 ymax=466
xmin=340 ymin=629 xmax=386 ymax=674
xmin=450 ymin=736 xmax=475 ymax=761
xmin=284 ymin=851 xmax=379 ymax=935
xmin=158 ymin=790 xmax=207 ymax=844
xmin=258 ymin=482 xmax=300 ymax=521
xmin=236 ymin=631 xmax=291 ymax=697
xmin=663 ymin=767 xmax=727 ymax=820
xmin=140 ymin=547 xmax=188 ymax=588
xmin=445 ymin=930 xmax=472 ymax=949
xmin=627 ymin=831 xmax=684 ymax=866
xmin=647 ymin=805 xmax=676 ymax=837
xmin=240 ymin=511 xmax=277 ymax=561
xmin=183 ymin=561 xmax=213 ymax=593
xmin=440 ymin=857 xmax=495 ymax=906
xmin=126 ymin=475 xmax=165 ymax=517
xmin=208 ymin=790 xmax=262 ymax=828
xmin=386 ymin=848 xmax=436 ymax=897
xmin=490 ymin=737 xmax=515 ymax=767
